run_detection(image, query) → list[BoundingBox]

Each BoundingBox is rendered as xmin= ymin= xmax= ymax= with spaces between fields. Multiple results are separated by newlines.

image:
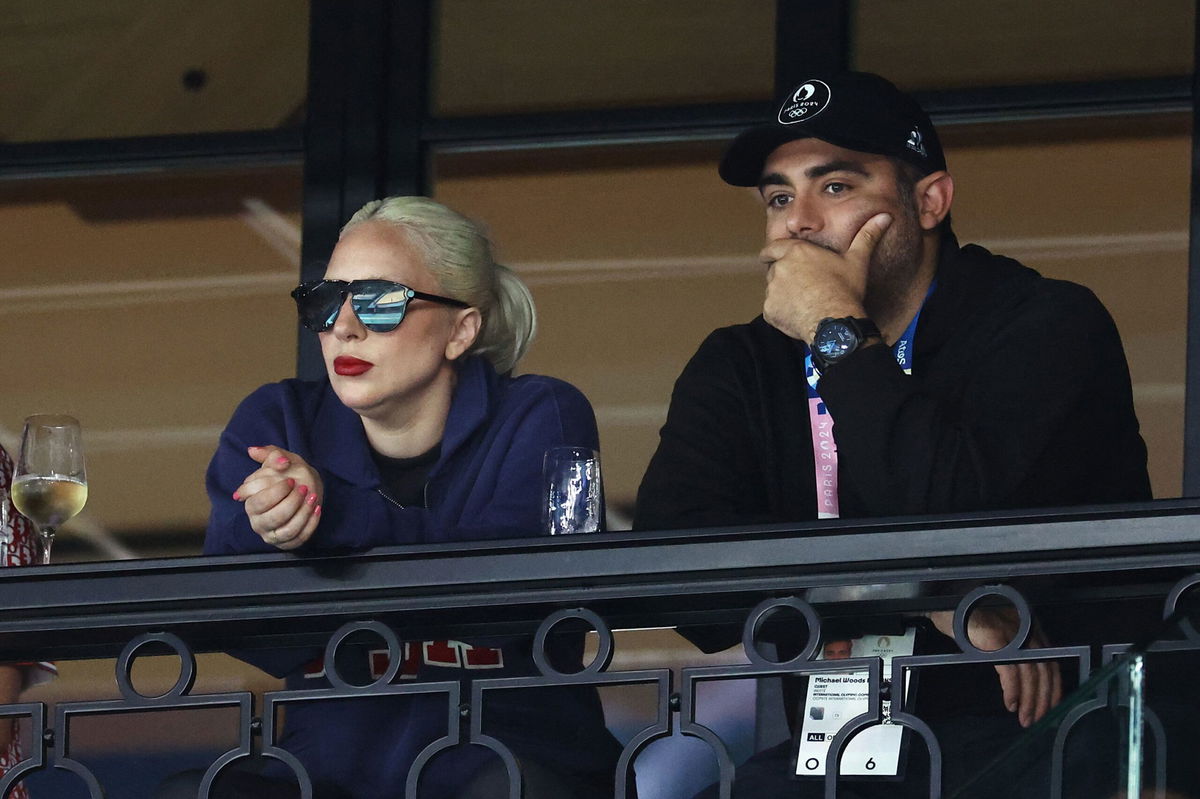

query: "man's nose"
xmin=785 ymin=196 xmax=822 ymax=237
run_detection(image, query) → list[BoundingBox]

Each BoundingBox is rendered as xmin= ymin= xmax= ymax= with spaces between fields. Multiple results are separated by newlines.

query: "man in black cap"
xmin=635 ymin=72 xmax=1151 ymax=796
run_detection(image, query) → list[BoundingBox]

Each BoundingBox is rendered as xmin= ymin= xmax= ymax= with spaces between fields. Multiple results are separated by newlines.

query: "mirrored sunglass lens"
xmin=351 ymin=284 xmax=409 ymax=331
xmin=298 ymin=284 xmax=344 ymax=331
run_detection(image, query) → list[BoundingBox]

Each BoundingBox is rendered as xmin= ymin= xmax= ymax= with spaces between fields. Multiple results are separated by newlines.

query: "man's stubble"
xmin=862 ymin=185 xmax=923 ymax=324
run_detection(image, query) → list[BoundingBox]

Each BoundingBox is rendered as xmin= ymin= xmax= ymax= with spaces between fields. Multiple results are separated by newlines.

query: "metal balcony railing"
xmin=1 ymin=498 xmax=1199 ymax=798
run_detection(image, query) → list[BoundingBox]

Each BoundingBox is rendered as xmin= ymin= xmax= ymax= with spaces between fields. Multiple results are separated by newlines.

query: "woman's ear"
xmin=445 ymin=307 xmax=482 ymax=361
xmin=915 ymin=170 xmax=954 ymax=231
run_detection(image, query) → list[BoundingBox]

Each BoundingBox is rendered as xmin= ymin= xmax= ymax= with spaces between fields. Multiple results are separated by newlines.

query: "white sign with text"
xmin=794 ymin=629 xmax=916 ymax=777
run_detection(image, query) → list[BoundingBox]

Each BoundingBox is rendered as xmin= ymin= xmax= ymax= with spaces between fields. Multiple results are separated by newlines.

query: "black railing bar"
xmin=0 ymin=507 xmax=1198 ymax=619
xmin=4 ymin=496 xmax=1195 ymax=582
xmin=0 ymin=545 xmax=1192 ymax=631
xmin=0 ymin=550 xmax=1193 ymax=647
xmin=0 ymin=543 xmax=1173 ymax=625
xmin=0 ymin=581 xmax=1188 ymax=663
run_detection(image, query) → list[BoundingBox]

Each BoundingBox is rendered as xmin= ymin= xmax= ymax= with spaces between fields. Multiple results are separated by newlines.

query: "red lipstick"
xmin=333 ymin=356 xmax=374 ymax=376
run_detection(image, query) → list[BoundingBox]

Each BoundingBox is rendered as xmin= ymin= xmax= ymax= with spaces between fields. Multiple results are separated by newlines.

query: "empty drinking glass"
xmin=542 ymin=447 xmax=603 ymax=535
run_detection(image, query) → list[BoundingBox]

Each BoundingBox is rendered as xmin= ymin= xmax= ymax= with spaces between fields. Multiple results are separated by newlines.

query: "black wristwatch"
xmin=810 ymin=317 xmax=882 ymax=372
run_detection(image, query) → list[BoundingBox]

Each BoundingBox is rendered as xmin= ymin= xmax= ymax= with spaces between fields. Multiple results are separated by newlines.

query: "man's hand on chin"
xmin=760 ymin=212 xmax=892 ymax=343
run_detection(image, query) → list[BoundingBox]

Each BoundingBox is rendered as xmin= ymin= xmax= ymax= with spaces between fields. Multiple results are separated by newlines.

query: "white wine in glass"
xmin=12 ymin=415 xmax=87 ymax=564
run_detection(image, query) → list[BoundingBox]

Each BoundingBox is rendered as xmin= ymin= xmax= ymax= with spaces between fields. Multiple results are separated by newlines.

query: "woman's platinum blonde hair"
xmin=342 ymin=196 xmax=536 ymax=374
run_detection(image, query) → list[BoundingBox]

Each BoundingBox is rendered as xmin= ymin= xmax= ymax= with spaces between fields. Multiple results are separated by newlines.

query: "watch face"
xmin=815 ymin=321 xmax=857 ymax=362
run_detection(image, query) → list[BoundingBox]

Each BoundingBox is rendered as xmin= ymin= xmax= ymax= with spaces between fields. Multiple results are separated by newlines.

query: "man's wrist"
xmin=804 ymin=306 xmax=869 ymax=344
xmin=810 ymin=317 xmax=882 ymax=371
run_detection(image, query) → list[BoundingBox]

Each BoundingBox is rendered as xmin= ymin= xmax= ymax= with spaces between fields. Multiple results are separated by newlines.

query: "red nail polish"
xmin=314 ymin=505 xmax=322 ymax=516
xmin=306 ymin=493 xmax=317 ymax=505
xmin=277 ymin=457 xmax=290 ymax=466
xmin=297 ymin=484 xmax=309 ymax=497
xmin=232 ymin=491 xmax=241 ymax=501
xmin=287 ymin=478 xmax=296 ymax=488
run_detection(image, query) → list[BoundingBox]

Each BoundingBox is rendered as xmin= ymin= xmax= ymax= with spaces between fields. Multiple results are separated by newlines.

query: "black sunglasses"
xmin=291 ymin=279 xmax=470 ymax=333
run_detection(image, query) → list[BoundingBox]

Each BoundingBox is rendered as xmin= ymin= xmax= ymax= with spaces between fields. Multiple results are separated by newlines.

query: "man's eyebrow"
xmin=806 ymin=159 xmax=870 ymax=179
xmin=757 ymin=160 xmax=872 ymax=193
xmin=757 ymin=172 xmax=790 ymax=192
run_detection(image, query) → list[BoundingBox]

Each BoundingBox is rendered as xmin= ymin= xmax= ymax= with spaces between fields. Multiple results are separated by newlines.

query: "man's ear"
xmin=915 ymin=170 xmax=954 ymax=231
xmin=445 ymin=307 xmax=482 ymax=361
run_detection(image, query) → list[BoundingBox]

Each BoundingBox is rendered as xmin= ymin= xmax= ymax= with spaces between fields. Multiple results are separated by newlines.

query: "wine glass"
xmin=542 ymin=447 xmax=603 ymax=535
xmin=12 ymin=415 xmax=88 ymax=564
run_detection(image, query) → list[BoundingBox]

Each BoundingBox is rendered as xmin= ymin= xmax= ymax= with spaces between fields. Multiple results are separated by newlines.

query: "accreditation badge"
xmin=793 ymin=628 xmax=917 ymax=778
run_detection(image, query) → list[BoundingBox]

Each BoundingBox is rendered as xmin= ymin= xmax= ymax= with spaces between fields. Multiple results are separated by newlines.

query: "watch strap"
xmin=811 ymin=317 xmax=881 ymax=372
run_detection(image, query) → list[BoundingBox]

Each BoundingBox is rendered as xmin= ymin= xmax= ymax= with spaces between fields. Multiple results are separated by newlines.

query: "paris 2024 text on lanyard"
xmin=804 ymin=295 xmax=926 ymax=519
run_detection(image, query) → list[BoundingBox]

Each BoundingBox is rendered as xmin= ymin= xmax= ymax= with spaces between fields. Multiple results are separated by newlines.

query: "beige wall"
xmin=946 ymin=121 xmax=1189 ymax=498
xmin=0 ymin=169 xmax=302 ymax=556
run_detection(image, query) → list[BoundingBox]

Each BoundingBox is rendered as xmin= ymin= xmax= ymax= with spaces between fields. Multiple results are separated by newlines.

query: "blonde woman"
xmin=203 ymin=197 xmax=622 ymax=798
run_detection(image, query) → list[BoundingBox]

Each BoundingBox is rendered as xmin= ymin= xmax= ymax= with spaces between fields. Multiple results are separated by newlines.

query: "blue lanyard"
xmin=805 ymin=281 xmax=935 ymax=396
xmin=804 ymin=283 xmax=936 ymax=518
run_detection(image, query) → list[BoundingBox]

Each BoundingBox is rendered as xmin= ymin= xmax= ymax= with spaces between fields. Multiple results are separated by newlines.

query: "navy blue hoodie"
xmin=204 ymin=356 xmax=621 ymax=797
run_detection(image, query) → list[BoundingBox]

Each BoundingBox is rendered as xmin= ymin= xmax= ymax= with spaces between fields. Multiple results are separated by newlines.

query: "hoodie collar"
xmin=312 ymin=356 xmax=496 ymax=488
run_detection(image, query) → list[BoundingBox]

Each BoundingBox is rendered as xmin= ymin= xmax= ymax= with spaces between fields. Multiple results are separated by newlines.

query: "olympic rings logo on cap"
xmin=778 ymin=80 xmax=832 ymax=125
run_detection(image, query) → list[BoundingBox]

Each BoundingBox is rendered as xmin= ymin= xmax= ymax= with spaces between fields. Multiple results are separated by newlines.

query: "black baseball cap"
xmin=719 ymin=71 xmax=946 ymax=186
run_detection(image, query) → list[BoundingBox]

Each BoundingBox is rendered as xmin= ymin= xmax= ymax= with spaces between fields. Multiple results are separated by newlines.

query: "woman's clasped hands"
xmin=233 ymin=446 xmax=323 ymax=550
